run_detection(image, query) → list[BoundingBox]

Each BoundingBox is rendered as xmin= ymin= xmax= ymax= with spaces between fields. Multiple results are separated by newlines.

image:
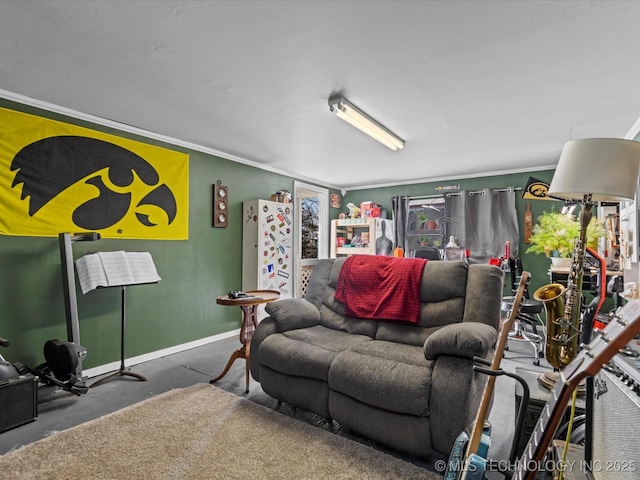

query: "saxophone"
xmin=534 ymin=197 xmax=593 ymax=370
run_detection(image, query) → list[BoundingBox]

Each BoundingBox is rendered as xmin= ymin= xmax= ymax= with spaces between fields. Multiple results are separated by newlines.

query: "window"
xmin=294 ymin=182 xmax=328 ymax=297
xmin=300 ymin=196 xmax=319 ymax=259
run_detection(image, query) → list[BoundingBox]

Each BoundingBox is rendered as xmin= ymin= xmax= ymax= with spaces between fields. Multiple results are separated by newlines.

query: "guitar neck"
xmin=513 ymin=299 xmax=640 ymax=480
xmin=513 ymin=371 xmax=577 ymax=480
xmin=465 ymin=338 xmax=500 ymax=455
xmin=466 ymin=272 xmax=530 ymax=456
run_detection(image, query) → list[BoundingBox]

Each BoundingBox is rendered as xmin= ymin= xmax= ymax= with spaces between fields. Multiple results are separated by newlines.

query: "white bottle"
xmin=445 ymin=236 xmax=462 ymax=261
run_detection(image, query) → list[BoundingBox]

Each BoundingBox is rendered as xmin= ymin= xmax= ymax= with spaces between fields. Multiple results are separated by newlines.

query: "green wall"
xmin=1 ymin=97 xmax=567 ymax=372
xmin=340 ymin=171 xmax=561 ymax=297
xmin=0 ymin=99 xmax=326 ymax=370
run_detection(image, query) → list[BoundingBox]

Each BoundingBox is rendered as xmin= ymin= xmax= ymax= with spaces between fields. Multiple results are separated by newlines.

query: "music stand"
xmin=74 ymin=251 xmax=161 ymax=387
xmin=90 ymin=285 xmax=149 ymax=387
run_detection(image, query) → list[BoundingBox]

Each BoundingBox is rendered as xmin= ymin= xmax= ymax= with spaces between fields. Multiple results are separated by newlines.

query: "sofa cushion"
xmin=319 ymin=303 xmax=379 ymax=337
xmin=419 ymin=261 xmax=468 ymax=304
xmin=375 ymin=314 xmax=463 ymax=347
xmin=258 ymin=325 xmax=372 ymax=382
xmin=373 ymin=262 xmax=502 ymax=345
xmin=302 ymin=259 xmax=336 ymax=310
xmin=371 ymin=261 xmax=467 ymax=345
xmin=328 ymin=340 xmax=432 ymax=416
xmin=329 ymin=390 xmax=432 ymax=458
xmin=265 ymin=298 xmax=321 ymax=331
xmin=319 ymin=258 xmax=379 ymax=337
xmin=260 ymin=367 xmax=332 ymax=420
xmin=334 ymin=255 xmax=427 ymax=323
xmin=462 ymin=263 xmax=504 ymax=329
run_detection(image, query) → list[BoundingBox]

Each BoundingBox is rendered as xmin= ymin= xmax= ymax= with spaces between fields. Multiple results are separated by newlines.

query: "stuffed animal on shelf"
xmin=346 ymin=203 xmax=360 ymax=219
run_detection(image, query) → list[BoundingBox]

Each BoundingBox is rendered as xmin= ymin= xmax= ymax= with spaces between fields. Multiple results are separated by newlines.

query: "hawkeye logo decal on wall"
xmin=0 ymin=108 xmax=189 ymax=239
xmin=521 ymin=176 xmax=552 ymax=201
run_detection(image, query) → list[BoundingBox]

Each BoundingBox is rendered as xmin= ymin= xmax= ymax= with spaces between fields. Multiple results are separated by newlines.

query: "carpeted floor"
xmin=0 ymin=383 xmax=443 ymax=480
xmin=0 ymin=333 xmax=553 ymax=480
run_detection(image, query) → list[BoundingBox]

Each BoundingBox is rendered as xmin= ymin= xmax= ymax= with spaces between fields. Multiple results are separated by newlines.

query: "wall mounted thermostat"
xmin=213 ymin=182 xmax=229 ymax=228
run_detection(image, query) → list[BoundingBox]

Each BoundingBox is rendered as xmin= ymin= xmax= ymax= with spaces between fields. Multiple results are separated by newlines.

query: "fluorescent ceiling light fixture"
xmin=328 ymin=96 xmax=404 ymax=151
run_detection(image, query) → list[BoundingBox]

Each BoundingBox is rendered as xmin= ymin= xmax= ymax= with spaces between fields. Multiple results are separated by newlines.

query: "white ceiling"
xmin=2 ymin=0 xmax=640 ymax=191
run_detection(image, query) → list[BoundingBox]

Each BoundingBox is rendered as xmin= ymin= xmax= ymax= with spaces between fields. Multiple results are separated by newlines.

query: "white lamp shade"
xmin=549 ymin=138 xmax=640 ymax=202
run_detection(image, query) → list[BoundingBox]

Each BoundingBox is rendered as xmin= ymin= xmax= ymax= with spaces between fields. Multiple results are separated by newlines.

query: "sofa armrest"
xmin=264 ymin=298 xmax=321 ymax=332
xmin=250 ymin=317 xmax=278 ymax=382
xmin=423 ymin=322 xmax=497 ymax=360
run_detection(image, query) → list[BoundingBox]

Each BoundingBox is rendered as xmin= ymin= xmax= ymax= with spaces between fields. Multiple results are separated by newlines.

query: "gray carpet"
xmin=0 ymin=334 xmax=553 ymax=480
xmin=0 ymin=383 xmax=442 ymax=480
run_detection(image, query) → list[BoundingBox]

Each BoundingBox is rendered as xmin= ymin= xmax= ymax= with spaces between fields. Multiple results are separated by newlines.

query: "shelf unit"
xmin=407 ymin=229 xmax=444 ymax=247
xmin=406 ymin=199 xmax=446 ymax=256
xmin=330 ymin=218 xmax=377 ymax=258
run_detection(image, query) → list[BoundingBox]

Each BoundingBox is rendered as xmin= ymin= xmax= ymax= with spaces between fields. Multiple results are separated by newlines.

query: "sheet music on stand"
xmin=76 ymin=251 xmax=161 ymax=294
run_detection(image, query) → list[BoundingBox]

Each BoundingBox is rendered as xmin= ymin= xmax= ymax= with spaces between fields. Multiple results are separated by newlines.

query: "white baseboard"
xmin=82 ymin=329 xmax=240 ymax=379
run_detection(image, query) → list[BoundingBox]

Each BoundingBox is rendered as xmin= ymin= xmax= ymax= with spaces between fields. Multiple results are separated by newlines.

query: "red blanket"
xmin=334 ymin=255 xmax=427 ymax=324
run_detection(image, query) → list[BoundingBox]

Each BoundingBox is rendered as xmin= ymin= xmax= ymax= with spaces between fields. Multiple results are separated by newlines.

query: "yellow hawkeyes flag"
xmin=0 ymin=108 xmax=189 ymax=239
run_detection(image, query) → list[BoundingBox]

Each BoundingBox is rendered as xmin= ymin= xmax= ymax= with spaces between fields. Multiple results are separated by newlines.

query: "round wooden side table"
xmin=210 ymin=289 xmax=280 ymax=393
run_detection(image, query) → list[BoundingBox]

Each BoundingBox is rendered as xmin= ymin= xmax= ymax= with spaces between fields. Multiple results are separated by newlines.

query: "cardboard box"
xmin=360 ymin=202 xmax=381 ymax=218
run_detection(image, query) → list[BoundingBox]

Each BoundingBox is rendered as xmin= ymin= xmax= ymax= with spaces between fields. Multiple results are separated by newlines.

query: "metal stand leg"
xmin=90 ymin=286 xmax=147 ymax=387
xmin=508 ymin=313 xmax=545 ymax=365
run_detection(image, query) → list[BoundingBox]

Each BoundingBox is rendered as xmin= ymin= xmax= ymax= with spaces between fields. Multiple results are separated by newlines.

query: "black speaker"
xmin=0 ymin=374 xmax=37 ymax=433
xmin=213 ymin=183 xmax=228 ymax=228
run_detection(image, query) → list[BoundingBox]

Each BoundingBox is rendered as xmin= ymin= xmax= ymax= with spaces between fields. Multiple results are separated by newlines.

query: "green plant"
xmin=526 ymin=208 xmax=606 ymax=258
xmin=415 ymin=211 xmax=428 ymax=230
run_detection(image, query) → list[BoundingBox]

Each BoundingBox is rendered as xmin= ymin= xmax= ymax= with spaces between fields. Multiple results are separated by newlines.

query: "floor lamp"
xmin=540 ymin=138 xmax=640 ymax=372
xmin=541 ymin=138 xmax=640 ymax=480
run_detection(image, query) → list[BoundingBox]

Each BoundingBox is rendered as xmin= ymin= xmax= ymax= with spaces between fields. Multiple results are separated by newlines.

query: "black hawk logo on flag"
xmin=10 ymin=136 xmax=177 ymax=230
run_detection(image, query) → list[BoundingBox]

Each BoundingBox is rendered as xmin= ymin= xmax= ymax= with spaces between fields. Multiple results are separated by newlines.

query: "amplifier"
xmin=588 ymin=342 xmax=640 ymax=480
xmin=0 ymin=373 xmax=38 ymax=433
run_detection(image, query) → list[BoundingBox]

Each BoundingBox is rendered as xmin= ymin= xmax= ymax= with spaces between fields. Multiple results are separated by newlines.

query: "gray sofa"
xmin=250 ymin=257 xmax=503 ymax=459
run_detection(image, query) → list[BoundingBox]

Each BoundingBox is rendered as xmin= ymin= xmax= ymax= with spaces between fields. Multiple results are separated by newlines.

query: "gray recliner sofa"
xmin=250 ymin=257 xmax=503 ymax=459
